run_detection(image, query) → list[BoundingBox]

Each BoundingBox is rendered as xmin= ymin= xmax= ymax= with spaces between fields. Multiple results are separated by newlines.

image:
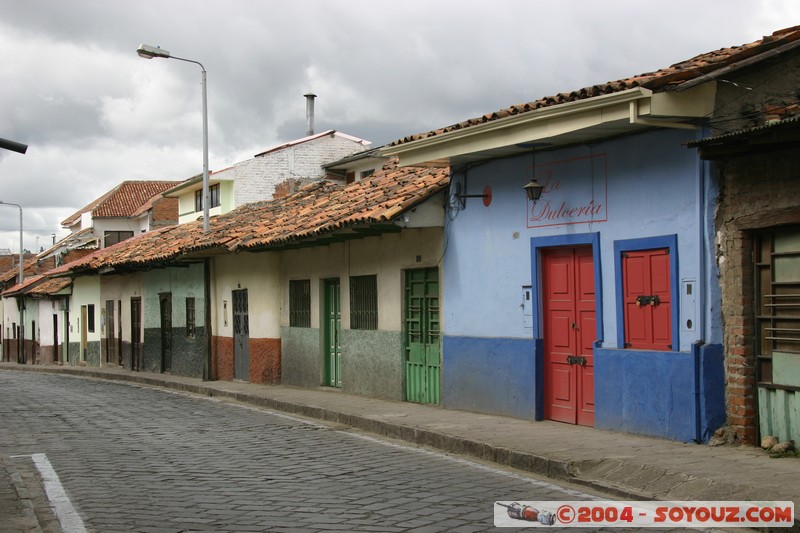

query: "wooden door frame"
xmin=159 ymin=292 xmax=172 ymax=373
xmin=232 ymin=288 xmax=250 ymax=381
xmin=322 ymin=278 xmax=341 ymax=388
xmin=531 ymin=232 xmax=603 ymax=421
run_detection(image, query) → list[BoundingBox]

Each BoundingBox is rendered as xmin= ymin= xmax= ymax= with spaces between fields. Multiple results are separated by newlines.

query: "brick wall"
xmin=714 ymin=145 xmax=800 ymax=444
xmin=234 ymin=135 xmax=366 ymax=207
xmin=150 ymin=197 xmax=178 ymax=229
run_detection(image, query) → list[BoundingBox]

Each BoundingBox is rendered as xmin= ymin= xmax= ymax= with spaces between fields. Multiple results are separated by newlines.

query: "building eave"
xmin=384 ymin=85 xmax=714 ymax=168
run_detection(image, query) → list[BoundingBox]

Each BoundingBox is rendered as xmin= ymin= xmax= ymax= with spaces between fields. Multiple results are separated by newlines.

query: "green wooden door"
xmin=404 ymin=268 xmax=440 ymax=404
xmin=324 ymin=279 xmax=342 ymax=388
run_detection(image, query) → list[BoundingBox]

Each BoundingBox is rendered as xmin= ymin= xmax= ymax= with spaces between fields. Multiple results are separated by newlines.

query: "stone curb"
xmin=1 ymin=453 xmax=43 ymax=533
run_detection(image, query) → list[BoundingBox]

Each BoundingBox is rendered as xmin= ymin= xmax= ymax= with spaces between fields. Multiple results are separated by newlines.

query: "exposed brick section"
xmin=212 ymin=336 xmax=234 ymax=381
xmin=272 ymin=179 xmax=303 ymax=199
xmin=714 ymin=145 xmax=800 ymax=445
xmin=149 ymin=197 xmax=179 ymax=229
xmin=249 ymin=338 xmax=281 ymax=384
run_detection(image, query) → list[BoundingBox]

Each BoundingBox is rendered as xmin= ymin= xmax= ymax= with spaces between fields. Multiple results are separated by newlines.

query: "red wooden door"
xmin=622 ymin=248 xmax=672 ymax=350
xmin=542 ymin=246 xmax=596 ymax=426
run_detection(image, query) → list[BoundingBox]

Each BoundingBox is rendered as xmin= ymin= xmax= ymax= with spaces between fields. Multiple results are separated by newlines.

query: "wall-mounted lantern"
xmin=518 ymin=141 xmax=551 ymax=205
xmin=523 ymin=179 xmax=545 ymax=203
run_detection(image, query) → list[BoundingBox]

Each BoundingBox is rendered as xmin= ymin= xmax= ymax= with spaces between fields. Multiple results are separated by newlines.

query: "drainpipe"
xmin=693 ymin=149 xmax=709 ymax=443
xmin=304 ymin=93 xmax=316 ymax=136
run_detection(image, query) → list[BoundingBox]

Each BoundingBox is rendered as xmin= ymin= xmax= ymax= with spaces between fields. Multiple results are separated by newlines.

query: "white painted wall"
xmin=100 ymin=273 xmax=144 ymax=343
xmin=69 ymin=276 xmax=101 ymax=351
xmin=211 ymin=252 xmax=281 ymax=339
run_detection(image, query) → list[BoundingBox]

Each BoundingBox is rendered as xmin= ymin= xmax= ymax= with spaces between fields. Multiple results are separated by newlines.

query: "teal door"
xmin=404 ymin=268 xmax=440 ymax=404
xmin=323 ymin=279 xmax=342 ymax=387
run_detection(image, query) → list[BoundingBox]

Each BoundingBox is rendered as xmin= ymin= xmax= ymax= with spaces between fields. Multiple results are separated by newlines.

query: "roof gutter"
xmin=385 ymin=88 xmax=655 ymax=165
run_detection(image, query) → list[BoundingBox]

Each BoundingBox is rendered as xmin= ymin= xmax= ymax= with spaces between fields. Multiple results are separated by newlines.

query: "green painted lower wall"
xmin=65 ymin=341 xmax=100 ymax=366
xmin=281 ymin=327 xmax=321 ymax=387
xmin=758 ymin=386 xmax=800 ymax=443
xmin=281 ymin=327 xmax=404 ymax=400
xmin=340 ymin=329 xmax=403 ymax=400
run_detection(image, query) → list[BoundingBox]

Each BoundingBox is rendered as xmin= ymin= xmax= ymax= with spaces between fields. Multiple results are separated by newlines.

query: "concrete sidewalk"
xmin=2 ymin=363 xmax=798 ymax=531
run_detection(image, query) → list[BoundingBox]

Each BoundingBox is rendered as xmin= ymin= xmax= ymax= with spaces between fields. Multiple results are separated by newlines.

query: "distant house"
xmin=164 ymin=130 xmax=371 ymax=224
xmin=58 ymin=180 xmax=180 ymax=254
xmin=0 ymin=180 xmax=180 ymax=366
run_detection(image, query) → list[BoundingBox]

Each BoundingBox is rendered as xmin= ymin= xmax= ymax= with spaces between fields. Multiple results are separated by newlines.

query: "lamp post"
xmin=137 ymin=44 xmax=209 ymax=233
xmin=0 ymin=201 xmax=24 ymax=284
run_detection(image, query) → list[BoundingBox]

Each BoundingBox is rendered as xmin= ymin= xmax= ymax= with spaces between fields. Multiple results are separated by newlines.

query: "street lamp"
xmin=0 ymin=201 xmax=24 ymax=284
xmin=137 ymin=43 xmax=210 ymax=233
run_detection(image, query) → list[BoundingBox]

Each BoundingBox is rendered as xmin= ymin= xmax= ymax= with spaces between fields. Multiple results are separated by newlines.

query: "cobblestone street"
xmin=0 ymin=372 xmax=731 ymax=532
xmin=0 ymin=373 xmax=582 ymax=532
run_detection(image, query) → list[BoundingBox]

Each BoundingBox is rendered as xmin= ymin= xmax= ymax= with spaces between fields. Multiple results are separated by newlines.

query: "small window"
xmin=350 ymin=275 xmax=378 ymax=330
xmin=289 ymin=280 xmax=311 ymax=327
xmin=87 ymin=304 xmax=95 ymax=333
xmin=195 ymin=184 xmax=221 ymax=212
xmin=104 ymin=231 xmax=134 ymax=247
xmin=186 ymin=297 xmax=196 ymax=338
xmin=359 ymin=169 xmax=375 ymax=181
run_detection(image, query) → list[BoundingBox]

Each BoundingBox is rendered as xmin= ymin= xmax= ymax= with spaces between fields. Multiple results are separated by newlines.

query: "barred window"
xmin=289 ymin=280 xmax=311 ymax=327
xmin=350 ymin=275 xmax=378 ymax=330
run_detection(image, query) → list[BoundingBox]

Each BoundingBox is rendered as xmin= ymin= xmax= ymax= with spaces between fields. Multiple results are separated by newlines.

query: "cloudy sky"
xmin=1 ymin=0 xmax=798 ymax=253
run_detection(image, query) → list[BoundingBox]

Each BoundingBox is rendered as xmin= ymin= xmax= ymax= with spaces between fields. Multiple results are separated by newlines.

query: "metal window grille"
xmin=755 ymin=227 xmax=800 ymax=386
xmin=186 ymin=297 xmax=196 ymax=338
xmin=289 ymin=280 xmax=311 ymax=327
xmin=350 ymin=275 xmax=378 ymax=330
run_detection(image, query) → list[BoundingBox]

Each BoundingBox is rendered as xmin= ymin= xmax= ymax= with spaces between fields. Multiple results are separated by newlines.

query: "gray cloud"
xmin=1 ymin=0 xmax=798 ymax=252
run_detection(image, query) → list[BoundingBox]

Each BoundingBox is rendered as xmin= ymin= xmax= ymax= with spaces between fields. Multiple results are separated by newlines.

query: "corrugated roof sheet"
xmin=391 ymin=26 xmax=800 ymax=146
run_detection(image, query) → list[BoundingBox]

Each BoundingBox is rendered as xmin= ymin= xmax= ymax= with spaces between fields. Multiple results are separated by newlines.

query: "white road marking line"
xmin=27 ymin=453 xmax=88 ymax=533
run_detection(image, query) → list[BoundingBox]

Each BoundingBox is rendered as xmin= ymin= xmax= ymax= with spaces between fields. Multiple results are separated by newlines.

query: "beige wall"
xmin=211 ymin=252 xmax=281 ymax=339
xmin=280 ymin=227 xmax=443 ymax=330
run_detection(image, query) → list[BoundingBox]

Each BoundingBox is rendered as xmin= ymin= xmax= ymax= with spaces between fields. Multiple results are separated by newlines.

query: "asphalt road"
xmin=0 ymin=372 xmax=714 ymax=532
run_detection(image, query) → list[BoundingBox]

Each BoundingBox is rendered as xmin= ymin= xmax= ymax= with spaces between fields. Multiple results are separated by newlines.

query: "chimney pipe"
xmin=304 ymin=93 xmax=317 ymax=136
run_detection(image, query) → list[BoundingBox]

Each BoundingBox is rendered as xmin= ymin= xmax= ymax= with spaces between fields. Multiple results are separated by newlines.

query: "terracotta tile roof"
xmin=3 ymin=275 xmax=71 ymax=297
xmin=61 ymin=180 xmax=182 ymax=226
xmin=0 ymin=255 xmax=56 ymax=285
xmin=27 ymin=277 xmax=71 ymax=296
xmin=391 ymin=26 xmax=800 ymax=146
xmin=53 ymin=159 xmax=449 ymax=274
xmin=206 ymin=159 xmax=449 ymax=252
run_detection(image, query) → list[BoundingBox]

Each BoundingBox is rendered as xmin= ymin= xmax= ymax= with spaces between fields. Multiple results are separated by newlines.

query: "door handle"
xmin=566 ymin=355 xmax=587 ymax=366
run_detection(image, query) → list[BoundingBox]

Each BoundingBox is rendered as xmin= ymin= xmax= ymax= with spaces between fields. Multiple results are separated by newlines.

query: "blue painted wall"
xmin=443 ymin=336 xmax=538 ymax=419
xmin=594 ymin=344 xmax=724 ymax=441
xmin=441 ymin=128 xmax=725 ymax=440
